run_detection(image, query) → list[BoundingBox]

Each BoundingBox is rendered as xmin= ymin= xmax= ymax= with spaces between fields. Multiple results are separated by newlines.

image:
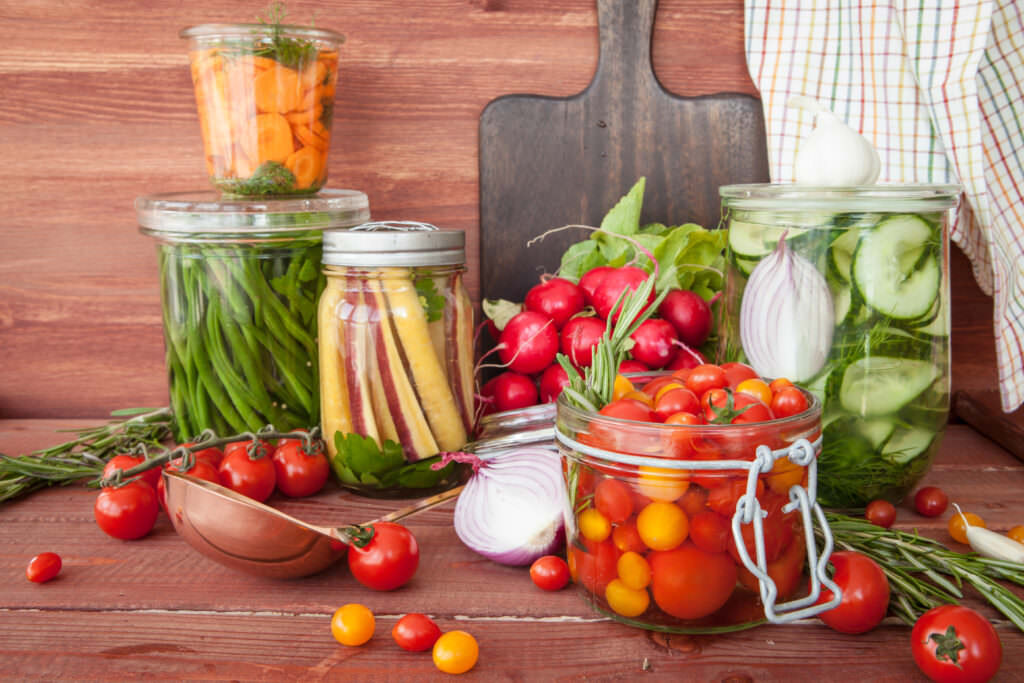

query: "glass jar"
xmin=138 ymin=189 xmax=370 ymax=442
xmin=718 ymin=184 xmax=959 ymax=507
xmin=555 ymin=382 xmax=839 ymax=633
xmin=180 ymin=22 xmax=344 ymax=196
xmin=319 ymin=222 xmax=475 ymax=497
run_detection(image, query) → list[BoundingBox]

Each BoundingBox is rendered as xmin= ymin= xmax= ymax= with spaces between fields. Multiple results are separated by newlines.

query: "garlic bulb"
xmin=790 ymin=96 xmax=880 ymax=186
xmin=740 ymin=236 xmax=834 ymax=383
xmin=953 ymin=504 xmax=1024 ymax=564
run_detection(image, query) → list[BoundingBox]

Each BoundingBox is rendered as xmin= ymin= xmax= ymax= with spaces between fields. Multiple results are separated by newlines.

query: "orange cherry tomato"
xmin=735 ymin=378 xmax=773 ymax=406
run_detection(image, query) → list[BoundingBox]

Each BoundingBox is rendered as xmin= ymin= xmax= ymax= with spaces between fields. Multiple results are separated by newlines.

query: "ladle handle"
xmin=365 ymin=484 xmax=465 ymax=525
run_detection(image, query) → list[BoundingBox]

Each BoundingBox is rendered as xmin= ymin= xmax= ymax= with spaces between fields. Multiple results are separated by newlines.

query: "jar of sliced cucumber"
xmin=718 ymin=184 xmax=959 ymax=507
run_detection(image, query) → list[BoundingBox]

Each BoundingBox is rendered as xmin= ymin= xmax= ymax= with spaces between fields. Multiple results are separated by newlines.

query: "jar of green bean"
xmin=138 ymin=189 xmax=370 ymax=442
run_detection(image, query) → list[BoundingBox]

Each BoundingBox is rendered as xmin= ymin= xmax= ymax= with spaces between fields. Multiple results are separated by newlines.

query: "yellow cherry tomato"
xmin=949 ymin=511 xmax=986 ymax=544
xmin=612 ymin=374 xmax=635 ymax=401
xmin=605 ymin=578 xmax=650 ymax=618
xmin=578 ymin=507 xmax=612 ymax=542
xmin=1008 ymin=525 xmax=1024 ymax=545
xmin=433 ymin=630 xmax=479 ymax=674
xmin=621 ymin=390 xmax=654 ymax=407
xmin=653 ymin=382 xmax=687 ymax=403
xmin=736 ymin=378 xmax=773 ymax=406
xmin=636 ymin=465 xmax=689 ymax=502
xmin=766 ymin=459 xmax=805 ymax=495
xmin=636 ymin=501 xmax=689 ymax=551
xmin=331 ymin=603 xmax=375 ymax=646
xmin=617 ymin=550 xmax=652 ymax=590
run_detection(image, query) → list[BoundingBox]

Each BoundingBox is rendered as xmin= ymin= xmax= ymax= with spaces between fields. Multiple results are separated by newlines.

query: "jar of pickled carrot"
xmin=556 ymin=379 xmax=842 ymax=632
xmin=181 ymin=22 xmax=344 ymax=196
xmin=319 ymin=222 xmax=475 ymax=498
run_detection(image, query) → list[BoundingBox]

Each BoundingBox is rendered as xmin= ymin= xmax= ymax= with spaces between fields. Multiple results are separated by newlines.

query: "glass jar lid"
xmin=137 ymin=189 xmax=370 ymax=241
xmin=322 ymin=221 xmax=465 ymax=267
xmin=720 ymin=183 xmax=960 ymax=213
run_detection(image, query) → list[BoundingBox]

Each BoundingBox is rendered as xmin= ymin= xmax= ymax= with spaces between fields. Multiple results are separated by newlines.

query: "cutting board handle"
xmin=594 ymin=0 xmax=658 ymax=92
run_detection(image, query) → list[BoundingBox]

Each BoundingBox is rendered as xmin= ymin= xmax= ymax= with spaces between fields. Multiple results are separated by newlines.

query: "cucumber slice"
xmin=881 ymin=425 xmax=936 ymax=464
xmin=857 ymin=418 xmax=896 ymax=450
xmin=839 ymin=356 xmax=941 ymax=417
xmin=728 ymin=220 xmax=808 ymax=259
xmin=732 ymin=254 xmax=760 ymax=276
xmin=828 ymin=229 xmax=860 ymax=283
xmin=909 ymin=295 xmax=950 ymax=337
xmin=830 ymin=282 xmax=853 ymax=325
xmin=852 ymin=215 xmax=940 ymax=319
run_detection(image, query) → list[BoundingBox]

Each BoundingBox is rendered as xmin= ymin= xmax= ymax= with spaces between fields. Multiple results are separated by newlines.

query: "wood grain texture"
xmin=0 ymin=0 xmax=1018 ymax=428
xmin=1 ymin=420 xmax=1023 ymax=680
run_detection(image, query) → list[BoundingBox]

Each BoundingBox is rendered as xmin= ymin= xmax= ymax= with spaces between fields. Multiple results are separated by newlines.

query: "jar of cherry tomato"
xmin=555 ymin=378 xmax=840 ymax=632
xmin=318 ymin=222 xmax=474 ymax=498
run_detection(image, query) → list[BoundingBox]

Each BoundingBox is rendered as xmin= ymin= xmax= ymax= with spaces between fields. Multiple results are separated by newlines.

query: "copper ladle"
xmin=162 ymin=470 xmax=464 ymax=579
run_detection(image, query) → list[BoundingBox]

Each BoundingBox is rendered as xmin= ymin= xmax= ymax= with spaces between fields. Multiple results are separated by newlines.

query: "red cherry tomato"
xmin=816 ymin=551 xmax=890 ymax=634
xmin=26 ymin=552 xmax=62 ymax=583
xmin=865 ymin=500 xmax=897 ymax=529
xmin=158 ymin=458 xmax=221 ymax=512
xmin=685 ymin=364 xmax=728 ymax=396
xmin=530 ymin=555 xmax=571 ymax=591
xmin=94 ymin=481 xmax=159 ymax=540
xmin=570 ymin=537 xmax=620 ymax=594
xmin=102 ymin=454 xmax=160 ymax=490
xmin=914 ymin=486 xmax=949 ymax=518
xmin=594 ymin=478 xmax=634 ymax=524
xmin=662 ymin=410 xmax=702 ymax=459
xmin=689 ymin=510 xmax=730 ymax=554
xmin=770 ymin=386 xmax=809 ymax=419
xmin=653 ymin=387 xmax=701 ymax=422
xmin=738 ymin=532 xmax=806 ymax=600
xmin=720 ymin=362 xmax=759 ymax=389
xmin=911 ymin=605 xmax=1002 ymax=683
xmin=649 ymin=543 xmax=737 ymax=620
xmin=223 ymin=439 xmax=272 ymax=461
xmin=347 ymin=521 xmax=420 ymax=591
xmin=392 ymin=613 xmax=442 ymax=652
xmin=271 ymin=439 xmax=329 ymax=498
xmin=181 ymin=442 xmax=224 ymax=468
xmin=704 ymin=390 xmax=773 ymax=425
xmin=219 ymin=446 xmax=276 ymax=502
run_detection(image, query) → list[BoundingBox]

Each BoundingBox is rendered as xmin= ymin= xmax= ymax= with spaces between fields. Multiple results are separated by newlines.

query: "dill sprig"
xmin=254 ymin=2 xmax=318 ymax=70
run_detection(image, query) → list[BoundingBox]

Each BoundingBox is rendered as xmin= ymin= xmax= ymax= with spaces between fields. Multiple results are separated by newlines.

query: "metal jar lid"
xmin=137 ymin=189 xmax=370 ymax=243
xmin=322 ymin=221 xmax=465 ymax=267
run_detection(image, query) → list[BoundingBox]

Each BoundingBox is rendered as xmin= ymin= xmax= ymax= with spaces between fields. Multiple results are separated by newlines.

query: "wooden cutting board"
xmin=479 ymin=0 xmax=770 ymax=302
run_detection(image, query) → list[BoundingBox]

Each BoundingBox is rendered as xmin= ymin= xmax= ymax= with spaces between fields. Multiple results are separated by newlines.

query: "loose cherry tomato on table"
xmin=648 ymin=542 xmax=738 ymax=620
xmin=432 ymin=630 xmax=479 ymax=674
xmin=219 ymin=444 xmax=276 ymax=502
xmin=915 ymin=486 xmax=949 ymax=518
xmin=816 ymin=550 xmax=890 ymax=634
xmin=102 ymin=454 xmax=160 ymax=490
xmin=392 ymin=613 xmax=441 ymax=652
xmin=911 ymin=605 xmax=1002 ymax=683
xmin=865 ymin=499 xmax=897 ymax=529
xmin=331 ymin=603 xmax=375 ymax=646
xmin=26 ymin=552 xmax=62 ymax=583
xmin=347 ymin=521 xmax=419 ymax=591
xmin=949 ymin=510 xmax=986 ymax=545
xmin=530 ymin=555 xmax=570 ymax=591
xmin=1008 ymin=525 xmax=1024 ymax=544
xmin=94 ymin=481 xmax=159 ymax=540
xmin=272 ymin=439 xmax=329 ymax=498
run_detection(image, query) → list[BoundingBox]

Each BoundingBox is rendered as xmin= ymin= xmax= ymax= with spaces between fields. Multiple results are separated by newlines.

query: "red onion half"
xmin=449 ymin=447 xmax=566 ymax=567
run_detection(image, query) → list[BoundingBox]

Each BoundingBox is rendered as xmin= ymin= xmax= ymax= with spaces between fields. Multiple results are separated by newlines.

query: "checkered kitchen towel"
xmin=744 ymin=1 xmax=1024 ymax=412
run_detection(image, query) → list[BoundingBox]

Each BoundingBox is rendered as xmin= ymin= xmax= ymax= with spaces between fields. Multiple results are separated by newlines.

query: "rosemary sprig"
xmin=820 ymin=512 xmax=1024 ymax=631
xmin=0 ymin=407 xmax=174 ymax=503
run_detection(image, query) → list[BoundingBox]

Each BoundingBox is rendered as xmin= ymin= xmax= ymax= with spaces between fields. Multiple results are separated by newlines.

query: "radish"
xmin=591 ymin=266 xmax=655 ymax=322
xmin=497 ymin=310 xmax=559 ymax=375
xmin=628 ymin=318 xmax=679 ymax=369
xmin=560 ymin=316 xmax=606 ymax=368
xmin=618 ymin=359 xmax=649 ymax=375
xmin=524 ymin=278 xmax=585 ymax=329
xmin=538 ymin=363 xmax=570 ymax=403
xmin=665 ymin=343 xmax=706 ymax=371
xmin=578 ymin=266 xmax=616 ymax=307
xmin=484 ymin=371 xmax=539 ymax=413
xmin=658 ymin=289 xmax=712 ymax=347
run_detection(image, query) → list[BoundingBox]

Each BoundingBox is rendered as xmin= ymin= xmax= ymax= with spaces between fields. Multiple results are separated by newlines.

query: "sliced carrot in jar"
xmin=253 ymin=65 xmax=302 ymax=114
xmin=292 ymin=123 xmax=327 ymax=151
xmin=285 ymin=146 xmax=323 ymax=190
xmin=301 ymin=60 xmax=328 ymax=91
xmin=255 ymin=112 xmax=295 ymax=163
xmin=285 ymin=104 xmax=324 ymax=129
xmin=251 ymin=55 xmax=280 ymax=71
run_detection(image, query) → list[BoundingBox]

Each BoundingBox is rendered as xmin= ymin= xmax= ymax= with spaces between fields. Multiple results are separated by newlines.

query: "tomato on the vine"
xmin=181 ymin=442 xmax=224 ymax=469
xmin=911 ymin=605 xmax=1002 ymax=683
xmin=102 ymin=454 xmax=160 ymax=490
xmin=94 ymin=481 xmax=159 ymax=540
xmin=26 ymin=552 xmax=62 ymax=583
xmin=392 ymin=613 xmax=441 ymax=652
xmin=347 ymin=521 xmax=419 ymax=591
xmin=272 ymin=439 xmax=329 ymax=498
xmin=219 ymin=446 xmax=276 ymax=502
xmin=158 ymin=458 xmax=221 ymax=512
xmin=816 ymin=551 xmax=890 ymax=634
xmin=530 ymin=555 xmax=570 ymax=591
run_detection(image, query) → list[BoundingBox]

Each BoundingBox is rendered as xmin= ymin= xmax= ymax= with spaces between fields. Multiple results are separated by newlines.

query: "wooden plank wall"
xmin=0 ymin=0 xmax=1008 ymax=420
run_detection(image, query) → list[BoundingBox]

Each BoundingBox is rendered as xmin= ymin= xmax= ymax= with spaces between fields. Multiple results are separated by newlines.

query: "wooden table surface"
xmin=2 ymin=419 xmax=1022 ymax=681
